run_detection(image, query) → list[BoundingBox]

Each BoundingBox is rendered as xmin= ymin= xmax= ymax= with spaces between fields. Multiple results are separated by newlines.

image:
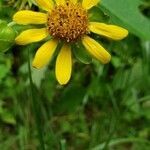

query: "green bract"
xmin=0 ymin=20 xmax=16 ymax=52
xmin=72 ymin=41 xmax=92 ymax=64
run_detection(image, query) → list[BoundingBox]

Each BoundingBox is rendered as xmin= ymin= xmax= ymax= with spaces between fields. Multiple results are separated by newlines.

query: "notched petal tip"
xmin=103 ymin=53 xmax=111 ymax=64
xmin=15 ymin=36 xmax=26 ymax=45
xmin=15 ymin=28 xmax=48 ymax=45
xmin=121 ymin=29 xmax=129 ymax=39
xmin=32 ymin=63 xmax=41 ymax=69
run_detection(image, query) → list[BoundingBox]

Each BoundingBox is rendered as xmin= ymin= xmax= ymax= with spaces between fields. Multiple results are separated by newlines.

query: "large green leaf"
xmin=100 ymin=0 xmax=150 ymax=40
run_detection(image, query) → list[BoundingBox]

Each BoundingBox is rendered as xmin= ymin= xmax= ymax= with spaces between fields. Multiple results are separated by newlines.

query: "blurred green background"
xmin=0 ymin=0 xmax=150 ymax=149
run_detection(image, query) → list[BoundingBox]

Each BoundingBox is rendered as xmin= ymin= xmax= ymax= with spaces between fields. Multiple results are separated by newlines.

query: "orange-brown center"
xmin=47 ymin=2 xmax=88 ymax=42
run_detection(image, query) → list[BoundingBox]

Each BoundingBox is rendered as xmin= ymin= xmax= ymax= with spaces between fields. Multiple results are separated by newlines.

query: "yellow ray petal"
xmin=55 ymin=0 xmax=66 ymax=5
xmin=56 ymin=44 xmax=72 ymax=85
xmin=15 ymin=28 xmax=48 ymax=45
xmin=32 ymin=40 xmax=58 ymax=69
xmin=70 ymin=0 xmax=78 ymax=4
xmin=13 ymin=10 xmax=47 ymax=25
xmin=35 ymin=0 xmax=54 ymax=11
xmin=89 ymin=22 xmax=128 ymax=40
xmin=82 ymin=0 xmax=100 ymax=10
xmin=82 ymin=36 xmax=111 ymax=64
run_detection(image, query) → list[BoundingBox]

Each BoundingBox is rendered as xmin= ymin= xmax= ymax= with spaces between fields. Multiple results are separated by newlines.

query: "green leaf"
xmin=0 ymin=20 xmax=16 ymax=52
xmin=0 ymin=64 xmax=10 ymax=80
xmin=100 ymin=0 xmax=150 ymax=40
xmin=72 ymin=42 xmax=92 ymax=64
xmin=88 ymin=6 xmax=109 ymax=22
xmin=32 ymin=67 xmax=47 ymax=88
xmin=20 ymin=62 xmax=47 ymax=88
xmin=0 ymin=108 xmax=16 ymax=125
xmin=111 ymin=56 xmax=122 ymax=68
xmin=54 ymin=85 xmax=86 ymax=113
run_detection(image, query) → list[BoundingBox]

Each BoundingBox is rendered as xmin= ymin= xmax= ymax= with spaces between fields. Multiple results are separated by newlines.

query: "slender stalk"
xmin=27 ymin=46 xmax=45 ymax=150
xmin=106 ymin=85 xmax=120 ymax=116
xmin=8 ymin=22 xmax=16 ymax=27
xmin=60 ymin=139 xmax=67 ymax=150
xmin=92 ymin=138 xmax=150 ymax=150
xmin=102 ymin=117 xmax=117 ymax=150
xmin=102 ymin=85 xmax=120 ymax=149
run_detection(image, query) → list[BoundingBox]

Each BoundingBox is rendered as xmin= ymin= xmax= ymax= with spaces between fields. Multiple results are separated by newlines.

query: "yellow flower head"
xmin=13 ymin=0 xmax=128 ymax=85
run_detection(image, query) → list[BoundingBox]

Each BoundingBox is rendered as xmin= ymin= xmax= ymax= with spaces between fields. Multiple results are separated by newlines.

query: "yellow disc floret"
xmin=47 ymin=2 xmax=88 ymax=42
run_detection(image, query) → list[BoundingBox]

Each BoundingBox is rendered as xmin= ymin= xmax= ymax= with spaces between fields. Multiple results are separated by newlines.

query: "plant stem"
xmin=27 ymin=46 xmax=45 ymax=150
xmin=92 ymin=138 xmax=150 ymax=150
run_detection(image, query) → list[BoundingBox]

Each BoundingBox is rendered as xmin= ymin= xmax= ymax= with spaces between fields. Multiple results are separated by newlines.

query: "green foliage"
xmin=0 ymin=20 xmax=16 ymax=52
xmin=101 ymin=0 xmax=150 ymax=40
xmin=72 ymin=42 xmax=92 ymax=64
xmin=0 ymin=0 xmax=150 ymax=150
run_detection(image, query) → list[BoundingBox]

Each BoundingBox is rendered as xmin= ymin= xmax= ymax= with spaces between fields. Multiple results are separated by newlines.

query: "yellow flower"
xmin=13 ymin=0 xmax=128 ymax=85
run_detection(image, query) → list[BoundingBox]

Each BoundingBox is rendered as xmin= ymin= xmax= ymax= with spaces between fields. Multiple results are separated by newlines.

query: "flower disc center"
xmin=47 ymin=2 xmax=88 ymax=42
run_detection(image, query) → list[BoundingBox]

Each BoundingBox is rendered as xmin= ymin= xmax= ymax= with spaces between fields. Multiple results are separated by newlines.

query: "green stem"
xmin=92 ymin=138 xmax=150 ymax=150
xmin=100 ymin=85 xmax=120 ymax=149
xmin=27 ymin=46 xmax=45 ymax=150
xmin=60 ymin=139 xmax=67 ymax=150
xmin=8 ymin=22 xmax=16 ymax=27
xmin=106 ymin=85 xmax=120 ymax=116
